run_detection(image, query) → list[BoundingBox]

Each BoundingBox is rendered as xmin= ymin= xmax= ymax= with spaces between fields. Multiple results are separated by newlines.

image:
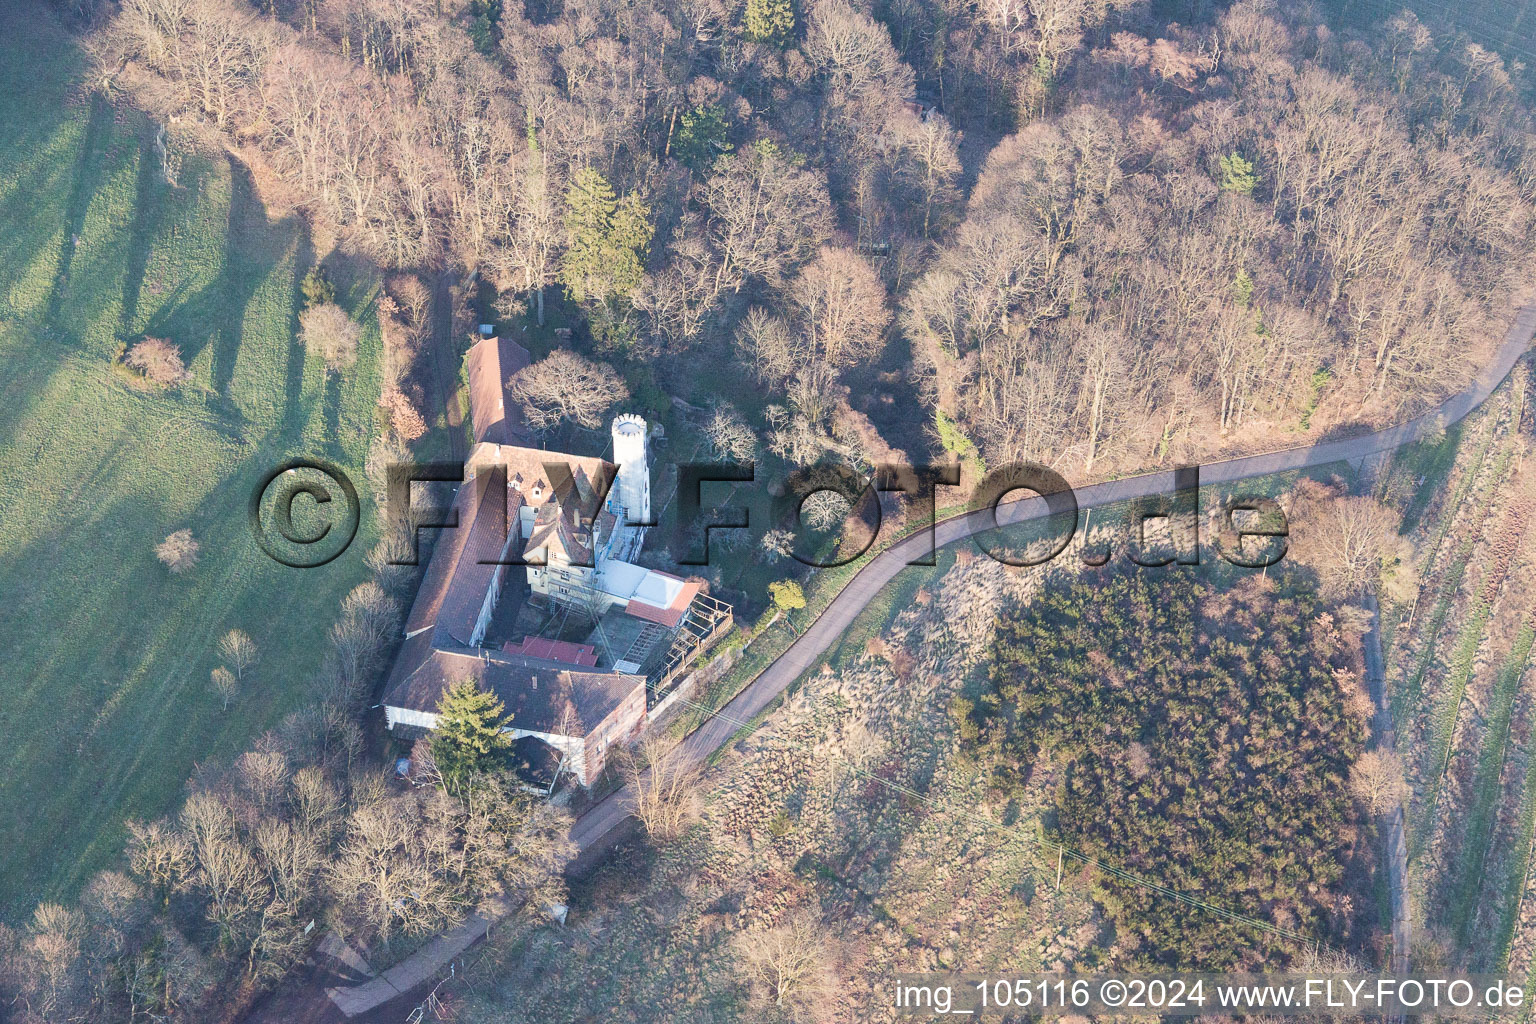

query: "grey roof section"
xmin=383 ymin=643 xmax=645 ymax=737
xmin=402 ymin=473 xmax=514 ymax=643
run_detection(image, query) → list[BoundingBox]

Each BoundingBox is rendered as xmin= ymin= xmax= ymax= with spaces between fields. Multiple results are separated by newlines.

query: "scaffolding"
xmin=646 ymin=592 xmax=734 ymax=705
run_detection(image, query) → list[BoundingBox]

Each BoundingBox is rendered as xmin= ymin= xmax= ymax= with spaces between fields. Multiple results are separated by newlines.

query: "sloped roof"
xmin=595 ymin=559 xmax=648 ymax=600
xmin=386 ymin=440 xmax=657 ymax=747
xmin=403 ymin=476 xmax=491 ymax=638
xmin=382 ymin=645 xmax=644 ymax=736
xmin=466 ymin=335 xmax=532 ymax=445
xmin=383 ymin=627 xmax=439 ymax=699
xmin=504 ymin=636 xmax=600 ymax=667
xmin=524 ymin=501 xmax=595 ymax=567
xmin=633 ymin=570 xmax=686 ymax=608
xmin=626 ymin=576 xmax=702 ymax=628
xmin=403 ymin=445 xmax=617 ymax=638
xmin=492 ymin=660 xmax=644 ymax=736
xmin=402 ymin=473 xmax=514 ymax=643
xmin=465 ymin=442 xmax=616 ymax=512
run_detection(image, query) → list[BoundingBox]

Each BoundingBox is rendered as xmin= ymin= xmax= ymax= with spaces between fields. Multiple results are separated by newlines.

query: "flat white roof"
xmin=632 ymin=570 xmax=685 ymax=609
xmin=596 ymin=559 xmax=648 ymax=600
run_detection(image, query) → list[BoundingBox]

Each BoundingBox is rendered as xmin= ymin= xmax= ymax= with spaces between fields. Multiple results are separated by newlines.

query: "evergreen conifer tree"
xmin=560 ymin=168 xmax=653 ymax=303
xmin=430 ymin=678 xmax=511 ymax=793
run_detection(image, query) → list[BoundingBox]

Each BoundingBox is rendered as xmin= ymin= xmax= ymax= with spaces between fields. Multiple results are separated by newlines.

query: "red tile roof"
xmin=625 ymin=578 xmax=703 ymax=629
xmin=404 ymin=444 xmax=616 ymax=638
xmin=402 ymin=473 xmax=516 ymax=645
xmin=465 ymin=335 xmax=532 ymax=445
xmin=504 ymin=636 xmax=600 ymax=667
xmin=403 ymin=474 xmax=502 ymax=638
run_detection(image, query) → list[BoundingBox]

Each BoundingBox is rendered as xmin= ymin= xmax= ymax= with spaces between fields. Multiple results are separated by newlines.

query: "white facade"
xmin=382 ymin=705 xmax=592 ymax=781
xmin=528 ymin=561 xmax=616 ymax=613
xmin=610 ymin=414 xmax=651 ymax=526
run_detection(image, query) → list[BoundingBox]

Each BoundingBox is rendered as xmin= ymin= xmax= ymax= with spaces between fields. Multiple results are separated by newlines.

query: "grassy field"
xmin=0 ymin=3 xmax=382 ymax=918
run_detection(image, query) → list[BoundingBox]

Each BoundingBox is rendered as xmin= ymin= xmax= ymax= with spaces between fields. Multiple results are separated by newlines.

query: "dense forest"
xmin=958 ymin=570 xmax=1373 ymax=967
xmin=78 ymin=0 xmax=1536 ymax=482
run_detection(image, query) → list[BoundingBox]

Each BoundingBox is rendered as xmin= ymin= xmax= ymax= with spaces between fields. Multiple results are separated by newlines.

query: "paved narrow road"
xmin=571 ymin=302 xmax=1536 ymax=852
xmin=315 ymin=302 xmax=1536 ymax=1018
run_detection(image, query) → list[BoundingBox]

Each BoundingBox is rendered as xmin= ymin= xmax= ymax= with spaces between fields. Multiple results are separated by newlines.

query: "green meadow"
xmin=0 ymin=3 xmax=381 ymax=918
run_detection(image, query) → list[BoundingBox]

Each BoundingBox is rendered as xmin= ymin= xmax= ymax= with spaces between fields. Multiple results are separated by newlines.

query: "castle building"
xmin=381 ymin=338 xmax=731 ymax=787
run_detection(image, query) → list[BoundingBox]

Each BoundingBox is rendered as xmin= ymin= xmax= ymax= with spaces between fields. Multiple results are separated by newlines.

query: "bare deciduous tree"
xmin=327 ymin=797 xmax=465 ymax=940
xmin=626 ymin=735 xmax=701 ymax=845
xmin=365 ymin=525 xmax=416 ymax=596
xmin=800 ymin=490 xmax=852 ymax=532
xmin=734 ymin=910 xmax=829 ymax=1009
xmin=331 ymin=582 xmax=398 ymax=690
xmin=508 ymin=350 xmax=629 ymax=432
xmin=787 ymin=247 xmax=891 ymax=371
xmin=125 ymin=819 xmax=194 ymax=899
xmin=736 ymin=307 xmax=797 ymax=388
xmin=27 ymin=903 xmax=83 ymax=1019
xmin=386 ymin=274 xmax=430 ymax=333
xmin=299 ymin=302 xmax=361 ymax=370
xmin=802 ymin=0 xmax=912 ymax=98
xmin=210 ymin=666 xmax=238 ymax=711
xmin=219 ymin=629 xmax=258 ymax=680
xmin=700 ymin=145 xmax=834 ymax=293
xmin=1291 ymin=484 xmax=1400 ymax=601
xmin=379 ymin=388 xmax=427 ymax=443
xmin=759 ymin=528 xmax=796 ymax=563
xmin=156 ymin=529 xmax=200 ymax=574
xmin=703 ymin=404 xmax=759 ymax=461
xmin=1350 ymin=749 xmax=1407 ymax=817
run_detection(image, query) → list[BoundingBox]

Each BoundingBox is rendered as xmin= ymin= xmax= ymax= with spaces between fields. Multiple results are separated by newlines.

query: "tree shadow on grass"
xmin=118 ymin=115 xmax=164 ymax=342
xmin=282 ymin=223 xmax=315 ymax=441
xmin=209 ymin=155 xmax=264 ymax=396
xmin=0 ymin=438 xmax=376 ymax=915
xmin=155 ymin=151 xmax=314 ymax=439
xmin=43 ymin=91 xmax=115 ymax=343
xmin=323 ymin=368 xmax=345 ymax=458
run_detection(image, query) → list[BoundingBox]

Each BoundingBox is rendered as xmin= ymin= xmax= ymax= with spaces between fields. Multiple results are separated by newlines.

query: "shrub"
xmin=124 ymin=338 xmax=190 ymax=388
xmin=299 ymin=302 xmax=361 ymax=370
xmin=155 ymin=529 xmax=200 ymax=573
xmin=379 ymin=388 xmax=427 ymax=442
xmin=300 ymin=265 xmax=335 ymax=308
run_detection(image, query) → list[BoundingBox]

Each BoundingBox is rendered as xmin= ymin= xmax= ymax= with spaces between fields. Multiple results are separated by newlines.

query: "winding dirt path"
xmin=1364 ymin=593 xmax=1412 ymax=993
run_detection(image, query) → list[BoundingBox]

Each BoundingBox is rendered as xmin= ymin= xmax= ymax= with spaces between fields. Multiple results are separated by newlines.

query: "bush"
xmin=299 ymin=302 xmax=361 ymax=370
xmin=124 ymin=338 xmax=190 ymax=388
xmin=379 ymin=388 xmax=427 ymax=442
xmin=155 ymin=529 xmax=200 ymax=573
xmin=300 ymin=265 xmax=335 ymax=308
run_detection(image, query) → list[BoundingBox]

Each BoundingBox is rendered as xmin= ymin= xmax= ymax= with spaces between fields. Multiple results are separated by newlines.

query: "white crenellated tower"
xmin=611 ymin=414 xmax=651 ymax=528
